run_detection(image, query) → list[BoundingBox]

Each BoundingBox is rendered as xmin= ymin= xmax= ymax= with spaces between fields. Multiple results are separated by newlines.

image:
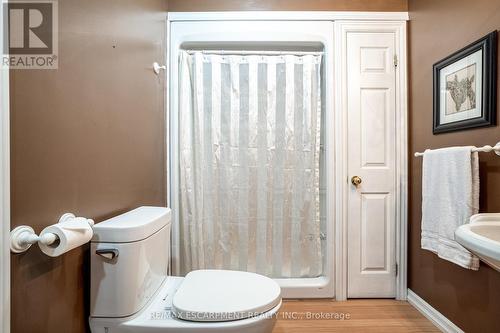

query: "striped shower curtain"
xmin=178 ymin=51 xmax=323 ymax=278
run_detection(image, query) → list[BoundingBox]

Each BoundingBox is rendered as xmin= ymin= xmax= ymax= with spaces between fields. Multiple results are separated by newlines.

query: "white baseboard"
xmin=407 ymin=289 xmax=464 ymax=333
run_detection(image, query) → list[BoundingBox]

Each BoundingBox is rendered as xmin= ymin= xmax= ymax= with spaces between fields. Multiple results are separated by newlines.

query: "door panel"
xmin=347 ymin=32 xmax=397 ymax=298
xmin=360 ymin=193 xmax=389 ymax=271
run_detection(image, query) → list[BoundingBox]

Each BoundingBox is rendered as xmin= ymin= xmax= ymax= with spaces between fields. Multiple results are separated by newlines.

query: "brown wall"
xmin=167 ymin=0 xmax=407 ymax=12
xmin=9 ymin=0 xmax=167 ymax=332
xmin=408 ymin=1 xmax=500 ymax=332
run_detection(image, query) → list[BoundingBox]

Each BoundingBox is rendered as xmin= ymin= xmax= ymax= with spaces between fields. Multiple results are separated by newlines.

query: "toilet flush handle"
xmin=96 ymin=248 xmax=119 ymax=260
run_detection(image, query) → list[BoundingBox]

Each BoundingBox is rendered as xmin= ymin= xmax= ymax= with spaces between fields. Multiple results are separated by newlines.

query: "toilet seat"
xmin=172 ymin=270 xmax=281 ymax=322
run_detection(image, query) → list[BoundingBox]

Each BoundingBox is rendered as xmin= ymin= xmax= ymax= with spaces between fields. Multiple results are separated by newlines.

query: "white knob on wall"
xmin=153 ymin=62 xmax=166 ymax=75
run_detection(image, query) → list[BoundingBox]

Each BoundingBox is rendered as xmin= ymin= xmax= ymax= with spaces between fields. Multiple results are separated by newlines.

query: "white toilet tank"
xmin=90 ymin=206 xmax=171 ymax=318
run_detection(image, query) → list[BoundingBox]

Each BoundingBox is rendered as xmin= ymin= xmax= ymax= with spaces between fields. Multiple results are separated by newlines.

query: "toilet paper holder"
xmin=10 ymin=213 xmax=94 ymax=254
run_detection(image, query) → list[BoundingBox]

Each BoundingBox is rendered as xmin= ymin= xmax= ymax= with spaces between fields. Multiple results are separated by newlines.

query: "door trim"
xmin=167 ymin=11 xmax=409 ymax=22
xmin=1 ymin=0 xmax=11 ymax=330
xmin=334 ymin=21 xmax=408 ymax=301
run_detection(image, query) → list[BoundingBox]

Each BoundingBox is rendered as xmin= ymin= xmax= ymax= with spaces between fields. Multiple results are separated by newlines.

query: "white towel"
xmin=421 ymin=146 xmax=480 ymax=270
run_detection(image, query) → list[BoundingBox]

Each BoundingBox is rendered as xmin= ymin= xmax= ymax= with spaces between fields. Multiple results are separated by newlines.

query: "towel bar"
xmin=414 ymin=142 xmax=500 ymax=157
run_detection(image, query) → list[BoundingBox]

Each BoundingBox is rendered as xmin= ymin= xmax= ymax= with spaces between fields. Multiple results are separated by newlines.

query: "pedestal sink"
xmin=455 ymin=214 xmax=500 ymax=272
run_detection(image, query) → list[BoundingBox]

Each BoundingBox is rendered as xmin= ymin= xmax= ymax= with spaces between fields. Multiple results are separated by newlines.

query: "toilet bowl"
xmin=89 ymin=206 xmax=282 ymax=333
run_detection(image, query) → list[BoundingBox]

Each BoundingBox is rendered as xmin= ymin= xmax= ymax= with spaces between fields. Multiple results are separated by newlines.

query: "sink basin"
xmin=455 ymin=214 xmax=500 ymax=271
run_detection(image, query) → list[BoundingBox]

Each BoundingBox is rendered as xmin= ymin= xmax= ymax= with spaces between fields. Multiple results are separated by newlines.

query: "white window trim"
xmin=1 ymin=0 xmax=11 ymax=330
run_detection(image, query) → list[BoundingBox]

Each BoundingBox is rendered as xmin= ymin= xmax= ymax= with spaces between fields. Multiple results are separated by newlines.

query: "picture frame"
xmin=433 ymin=31 xmax=497 ymax=134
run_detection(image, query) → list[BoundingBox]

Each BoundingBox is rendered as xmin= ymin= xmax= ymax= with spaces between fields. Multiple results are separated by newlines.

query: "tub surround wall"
xmin=9 ymin=0 xmax=167 ymax=332
xmin=408 ymin=0 xmax=500 ymax=332
xmin=167 ymin=0 xmax=407 ymax=12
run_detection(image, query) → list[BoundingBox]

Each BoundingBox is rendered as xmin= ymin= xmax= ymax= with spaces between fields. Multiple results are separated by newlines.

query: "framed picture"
xmin=433 ymin=31 xmax=497 ymax=134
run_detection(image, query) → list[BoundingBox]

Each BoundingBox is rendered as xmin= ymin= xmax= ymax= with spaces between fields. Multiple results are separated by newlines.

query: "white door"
xmin=346 ymin=32 xmax=397 ymax=298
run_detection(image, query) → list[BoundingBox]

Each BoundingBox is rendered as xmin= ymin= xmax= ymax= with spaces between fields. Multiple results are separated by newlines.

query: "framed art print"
xmin=433 ymin=31 xmax=497 ymax=134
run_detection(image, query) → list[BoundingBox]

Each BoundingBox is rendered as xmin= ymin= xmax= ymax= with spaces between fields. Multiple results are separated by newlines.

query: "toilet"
xmin=89 ymin=206 xmax=282 ymax=333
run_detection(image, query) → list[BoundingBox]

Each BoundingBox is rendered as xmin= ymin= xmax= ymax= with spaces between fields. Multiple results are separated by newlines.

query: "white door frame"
xmin=1 ymin=0 xmax=11 ymax=330
xmin=333 ymin=20 xmax=408 ymax=301
xmin=165 ymin=11 xmax=409 ymax=301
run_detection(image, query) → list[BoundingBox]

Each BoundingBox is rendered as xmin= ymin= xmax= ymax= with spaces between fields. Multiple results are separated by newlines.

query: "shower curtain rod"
xmin=184 ymin=50 xmax=324 ymax=56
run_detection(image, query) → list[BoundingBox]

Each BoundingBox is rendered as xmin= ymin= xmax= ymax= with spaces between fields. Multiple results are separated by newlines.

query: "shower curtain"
xmin=178 ymin=51 xmax=323 ymax=278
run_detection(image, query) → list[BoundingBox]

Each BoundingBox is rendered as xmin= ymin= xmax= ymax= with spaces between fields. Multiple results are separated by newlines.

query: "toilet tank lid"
xmin=92 ymin=206 xmax=171 ymax=243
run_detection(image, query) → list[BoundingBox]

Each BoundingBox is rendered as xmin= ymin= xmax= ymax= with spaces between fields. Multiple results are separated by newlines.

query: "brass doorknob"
xmin=351 ymin=176 xmax=362 ymax=186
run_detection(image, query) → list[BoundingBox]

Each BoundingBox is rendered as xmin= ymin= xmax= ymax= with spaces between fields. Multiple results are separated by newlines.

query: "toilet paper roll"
xmin=38 ymin=218 xmax=93 ymax=257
